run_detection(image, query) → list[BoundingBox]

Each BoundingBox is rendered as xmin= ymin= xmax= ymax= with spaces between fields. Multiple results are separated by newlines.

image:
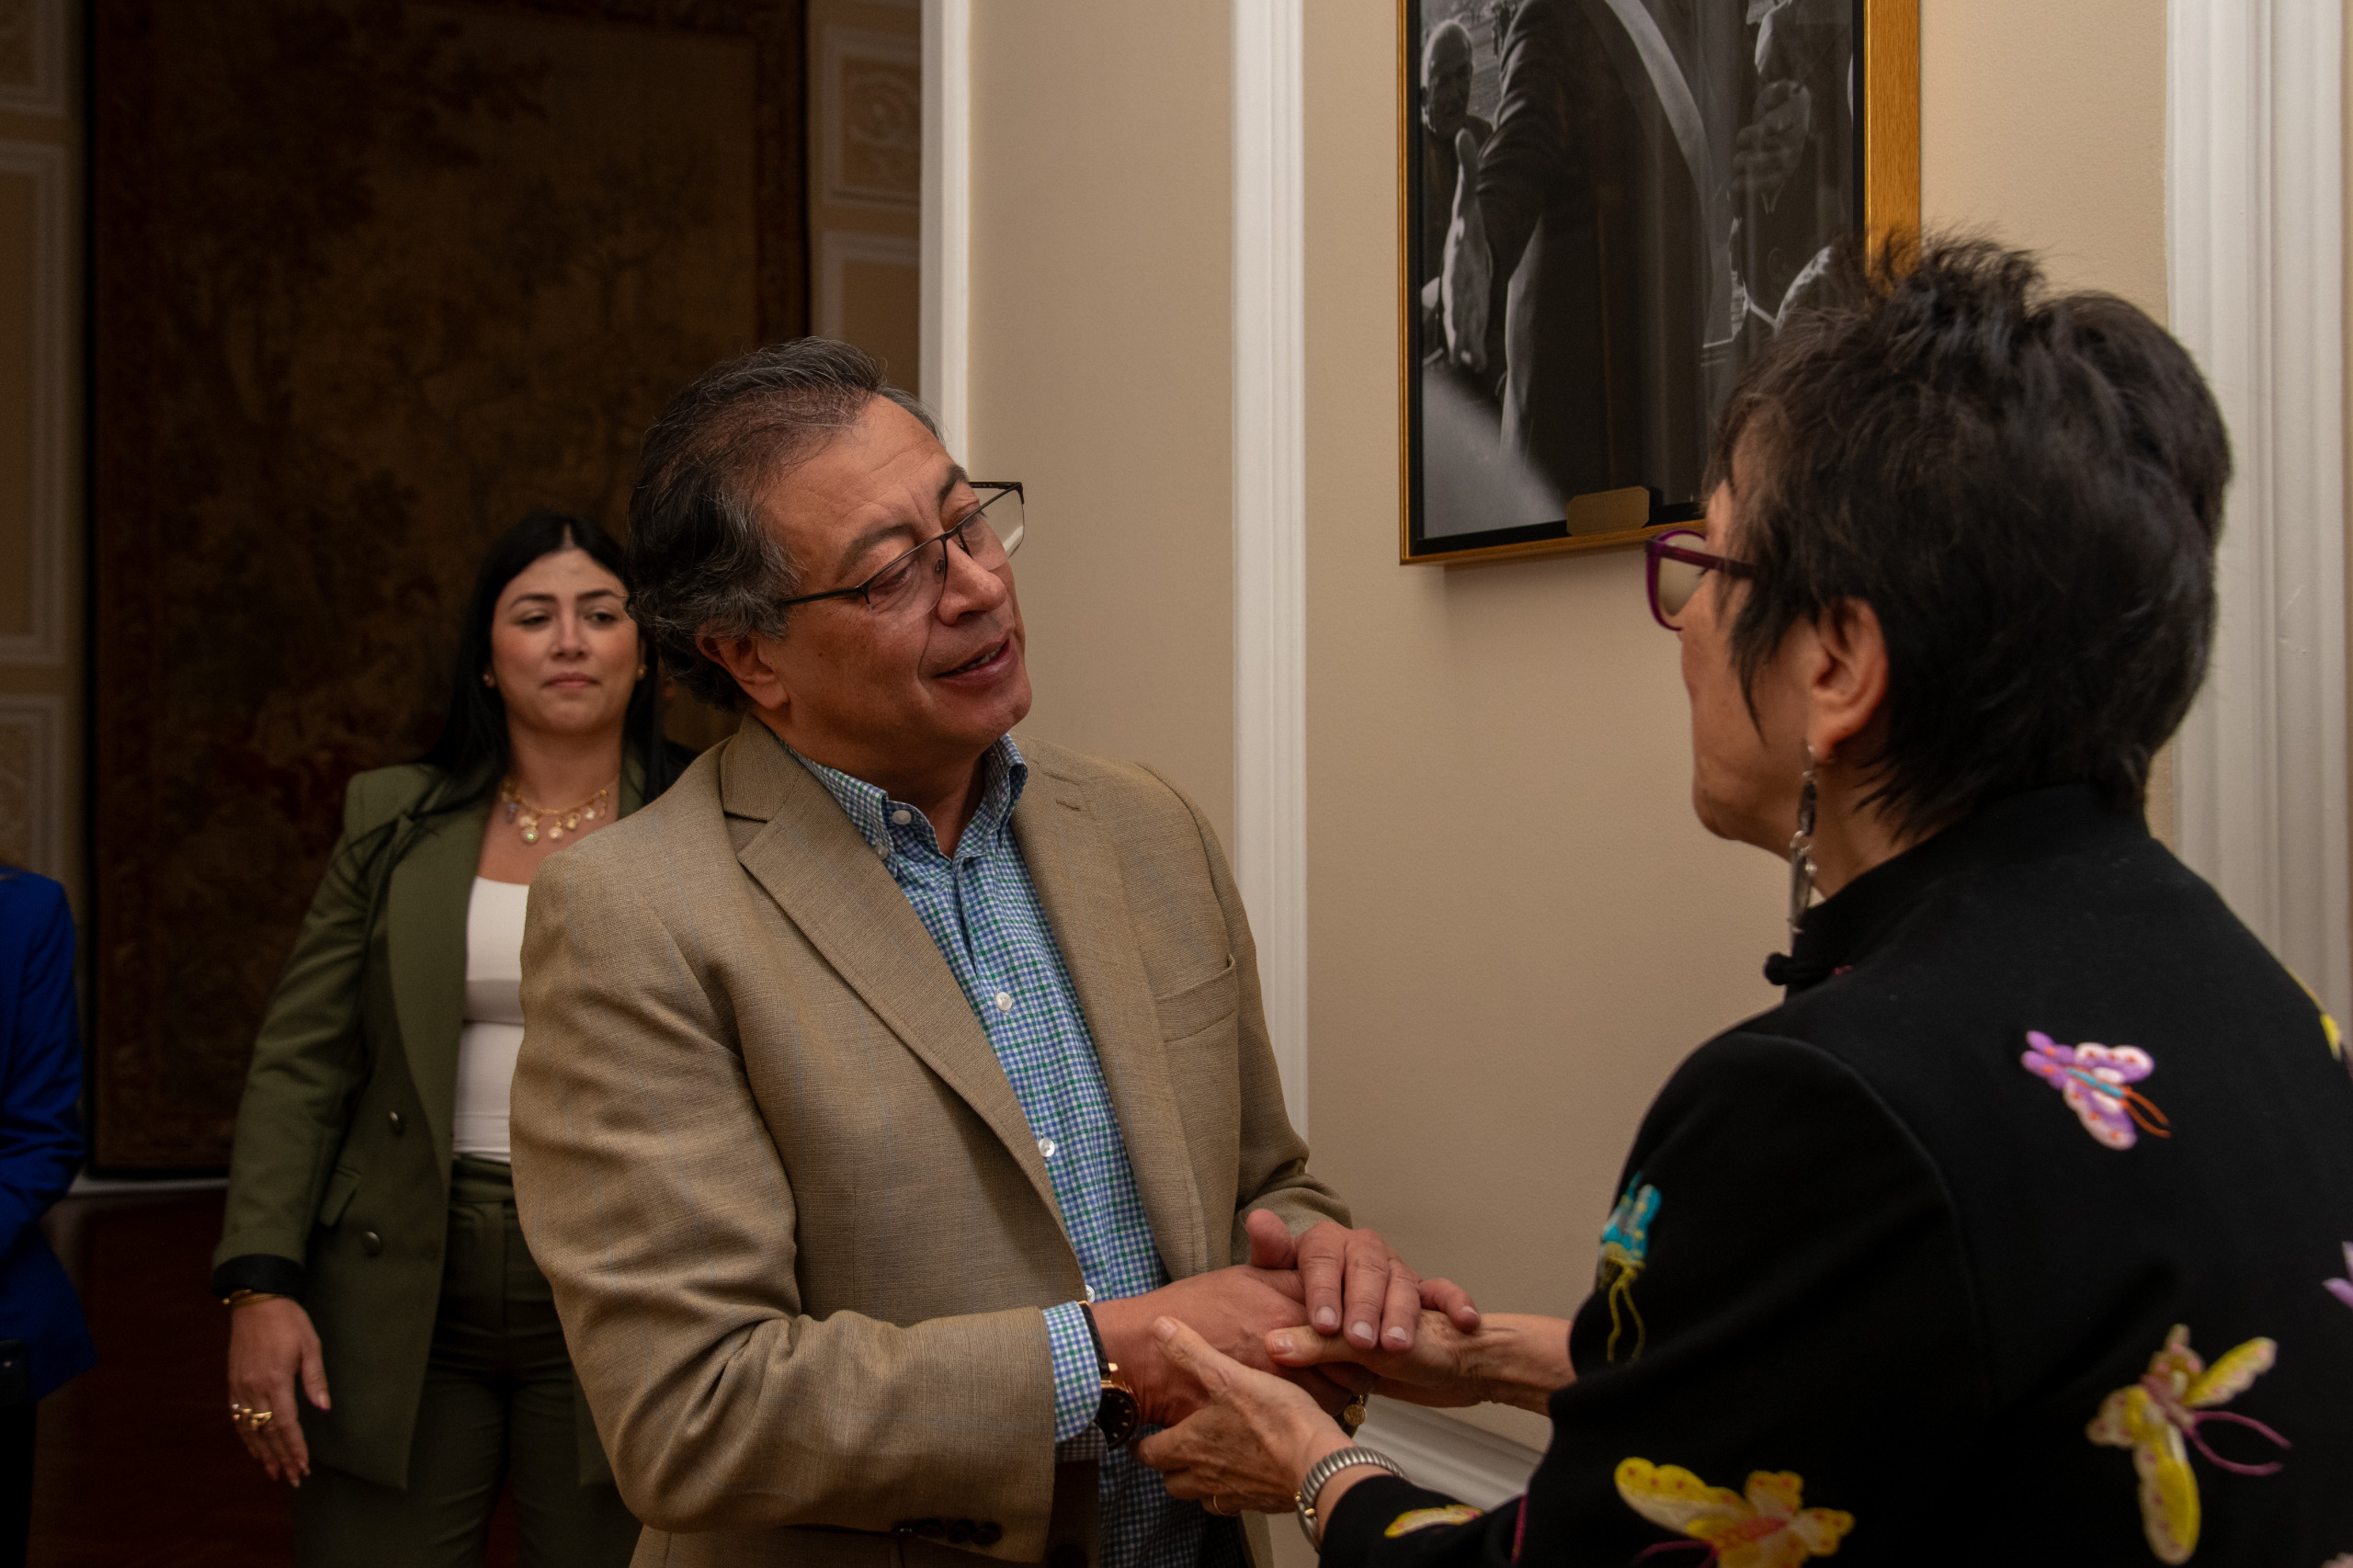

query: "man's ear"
xmin=699 ymin=632 xmax=789 ymax=714
xmin=1803 ymin=598 xmax=1889 ymax=765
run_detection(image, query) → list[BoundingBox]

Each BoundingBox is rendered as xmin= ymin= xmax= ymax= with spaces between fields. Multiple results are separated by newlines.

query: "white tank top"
xmin=451 ymin=877 xmax=531 ymax=1163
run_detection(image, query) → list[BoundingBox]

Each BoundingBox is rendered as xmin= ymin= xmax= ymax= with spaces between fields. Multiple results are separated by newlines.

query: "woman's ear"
xmin=699 ymin=632 xmax=790 ymax=714
xmin=1802 ymin=598 xmax=1890 ymax=765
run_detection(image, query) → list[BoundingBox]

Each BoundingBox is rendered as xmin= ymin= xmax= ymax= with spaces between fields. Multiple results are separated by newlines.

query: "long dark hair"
xmin=338 ymin=513 xmax=687 ymax=892
xmin=415 ymin=509 xmax=683 ymax=811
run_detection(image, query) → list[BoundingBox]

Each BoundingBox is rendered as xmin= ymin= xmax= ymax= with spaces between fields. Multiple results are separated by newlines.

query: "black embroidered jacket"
xmin=1327 ymin=787 xmax=2353 ymax=1567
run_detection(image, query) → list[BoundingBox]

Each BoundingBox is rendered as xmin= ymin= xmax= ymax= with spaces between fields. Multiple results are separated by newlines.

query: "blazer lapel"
xmin=1013 ymin=756 xmax=1211 ymax=1282
xmin=387 ymin=801 xmax=487 ymax=1174
xmin=722 ymin=729 xmax=1070 ymax=1231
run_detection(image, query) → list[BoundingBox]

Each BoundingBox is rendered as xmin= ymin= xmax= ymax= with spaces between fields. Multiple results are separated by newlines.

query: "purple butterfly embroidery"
xmin=2327 ymin=1244 xmax=2353 ymax=1312
xmin=2020 ymin=1030 xmax=2173 ymax=1149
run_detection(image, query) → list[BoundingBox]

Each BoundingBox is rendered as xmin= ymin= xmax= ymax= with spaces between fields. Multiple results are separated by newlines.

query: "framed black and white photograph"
xmin=1400 ymin=0 xmax=1918 ymax=564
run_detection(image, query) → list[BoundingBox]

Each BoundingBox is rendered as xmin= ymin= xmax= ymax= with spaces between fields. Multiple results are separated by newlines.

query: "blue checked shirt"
xmin=787 ymin=735 xmax=1244 ymax=1568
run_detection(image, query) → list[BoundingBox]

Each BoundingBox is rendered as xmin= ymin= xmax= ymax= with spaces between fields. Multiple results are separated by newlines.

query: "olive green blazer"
xmin=213 ymin=756 xmax=650 ymax=1490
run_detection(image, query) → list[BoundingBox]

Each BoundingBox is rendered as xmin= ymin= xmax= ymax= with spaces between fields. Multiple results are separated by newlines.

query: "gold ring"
xmin=248 ymin=1409 xmax=274 ymax=1431
xmin=1208 ymin=1494 xmax=1239 ymax=1517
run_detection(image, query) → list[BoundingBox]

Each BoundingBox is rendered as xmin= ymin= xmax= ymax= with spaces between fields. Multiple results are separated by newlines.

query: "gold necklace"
xmin=499 ymin=776 xmax=613 ymax=846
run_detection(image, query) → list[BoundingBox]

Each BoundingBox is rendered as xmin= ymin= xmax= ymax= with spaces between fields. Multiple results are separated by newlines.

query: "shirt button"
xmin=1083 ymin=1284 xmax=1097 ymax=1303
xmin=1039 ymin=1137 xmax=1057 ymax=1159
xmin=892 ymin=809 xmax=913 ymax=825
xmin=875 ymin=842 xmax=891 ymax=859
xmin=994 ymin=992 xmax=1013 ymax=1012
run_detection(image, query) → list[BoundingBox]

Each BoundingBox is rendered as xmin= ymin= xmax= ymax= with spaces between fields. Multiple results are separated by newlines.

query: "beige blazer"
xmin=509 ymin=728 xmax=1347 ymax=1568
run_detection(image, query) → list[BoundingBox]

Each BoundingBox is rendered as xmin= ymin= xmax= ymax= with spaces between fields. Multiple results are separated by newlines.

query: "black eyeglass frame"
xmin=1643 ymin=526 xmax=1757 ymax=631
xmin=774 ymin=481 xmax=1026 ymax=612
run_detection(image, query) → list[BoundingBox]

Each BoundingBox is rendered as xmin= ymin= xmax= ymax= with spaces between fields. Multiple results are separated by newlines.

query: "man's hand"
xmin=1093 ymin=1265 xmax=1358 ymax=1427
xmin=226 ymin=1297 xmax=330 ymax=1485
xmin=1134 ymin=1318 xmax=1353 ymax=1517
xmin=1244 ymin=1210 xmax=1480 ymax=1354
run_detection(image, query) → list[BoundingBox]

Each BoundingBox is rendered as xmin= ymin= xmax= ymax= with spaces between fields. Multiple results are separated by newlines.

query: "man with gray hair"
xmin=508 ymin=339 xmax=1474 ymax=1568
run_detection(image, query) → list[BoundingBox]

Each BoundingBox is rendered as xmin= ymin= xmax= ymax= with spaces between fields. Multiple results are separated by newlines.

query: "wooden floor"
xmin=33 ymin=1189 xmax=518 ymax=1567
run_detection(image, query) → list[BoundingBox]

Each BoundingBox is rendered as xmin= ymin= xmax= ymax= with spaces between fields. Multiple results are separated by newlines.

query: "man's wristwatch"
xmin=1077 ymin=1302 xmax=1140 ymax=1447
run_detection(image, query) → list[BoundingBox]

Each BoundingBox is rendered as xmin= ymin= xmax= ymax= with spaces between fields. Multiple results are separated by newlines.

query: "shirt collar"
xmin=1777 ymin=784 xmax=2147 ymax=994
xmin=779 ymin=731 xmax=1029 ymax=860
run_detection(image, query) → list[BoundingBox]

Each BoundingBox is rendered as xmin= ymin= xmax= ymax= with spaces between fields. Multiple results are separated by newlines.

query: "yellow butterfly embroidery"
xmin=2290 ymin=970 xmax=2343 ymax=1060
xmin=2086 ymin=1324 xmax=2290 ymax=1564
xmin=1383 ymin=1505 xmax=1483 ymax=1537
xmin=1614 ymin=1459 xmax=1854 ymax=1567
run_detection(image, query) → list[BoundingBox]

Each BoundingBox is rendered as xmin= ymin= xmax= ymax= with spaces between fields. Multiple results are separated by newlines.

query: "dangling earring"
xmin=481 ymin=671 xmax=495 ymax=689
xmin=1787 ymin=748 xmax=1819 ymax=943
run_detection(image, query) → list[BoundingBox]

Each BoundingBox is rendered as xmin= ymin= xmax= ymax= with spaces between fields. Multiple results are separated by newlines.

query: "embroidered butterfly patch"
xmin=1595 ymin=1176 xmax=1660 ymax=1363
xmin=2325 ymin=1243 xmax=2353 ymax=1312
xmin=1614 ymin=1459 xmax=1854 ymax=1568
xmin=1383 ymin=1505 xmax=1483 ymax=1538
xmin=2087 ymin=1324 xmax=2288 ymax=1564
xmin=2020 ymin=1031 xmax=2172 ymax=1148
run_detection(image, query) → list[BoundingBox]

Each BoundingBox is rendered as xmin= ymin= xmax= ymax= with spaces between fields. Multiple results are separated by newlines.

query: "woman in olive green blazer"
xmin=214 ymin=512 xmax=686 ymax=1567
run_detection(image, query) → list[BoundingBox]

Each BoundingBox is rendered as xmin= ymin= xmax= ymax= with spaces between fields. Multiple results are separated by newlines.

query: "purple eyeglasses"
xmin=1644 ymin=528 xmax=1756 ymax=631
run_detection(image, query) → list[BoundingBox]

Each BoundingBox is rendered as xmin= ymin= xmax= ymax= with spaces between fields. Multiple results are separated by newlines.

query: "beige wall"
xmin=966 ymin=2 xmax=1237 ymax=843
xmin=964 ymin=0 xmax=2172 ymax=1451
xmin=1291 ymin=0 xmax=2171 ymax=1454
xmin=1293 ymin=0 xmax=2170 ymax=1449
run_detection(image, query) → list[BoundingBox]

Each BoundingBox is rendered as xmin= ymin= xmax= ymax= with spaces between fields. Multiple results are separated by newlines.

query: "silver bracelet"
xmin=1294 ymin=1445 xmax=1407 ymax=1546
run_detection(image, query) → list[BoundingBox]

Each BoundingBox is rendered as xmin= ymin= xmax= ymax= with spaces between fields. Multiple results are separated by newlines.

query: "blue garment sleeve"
xmin=1042 ymin=1301 xmax=1101 ymax=1445
xmin=0 ymin=877 xmax=83 ymax=1258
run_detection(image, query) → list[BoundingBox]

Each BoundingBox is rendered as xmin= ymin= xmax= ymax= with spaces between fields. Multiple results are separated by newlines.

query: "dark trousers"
xmin=292 ymin=1157 xmax=638 ymax=1568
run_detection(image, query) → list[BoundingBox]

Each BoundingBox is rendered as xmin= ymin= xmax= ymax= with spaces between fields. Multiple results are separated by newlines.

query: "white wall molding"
xmin=1233 ymin=0 xmax=1310 ymax=1131
xmin=2166 ymin=0 xmax=2351 ymax=1022
xmin=918 ymin=0 xmax=971 ymax=457
xmin=1354 ymin=1402 xmax=1544 ymax=1511
xmin=0 ymin=139 xmax=68 ymax=667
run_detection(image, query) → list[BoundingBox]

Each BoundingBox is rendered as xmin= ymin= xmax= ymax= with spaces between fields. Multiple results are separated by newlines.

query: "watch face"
xmin=1097 ymin=1383 xmax=1142 ymax=1448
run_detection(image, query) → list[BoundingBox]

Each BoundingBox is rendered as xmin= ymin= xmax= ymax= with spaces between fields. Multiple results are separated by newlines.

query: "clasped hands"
xmin=1124 ymin=1212 xmax=1574 ymax=1518
xmin=1092 ymin=1211 xmax=1479 ymax=1437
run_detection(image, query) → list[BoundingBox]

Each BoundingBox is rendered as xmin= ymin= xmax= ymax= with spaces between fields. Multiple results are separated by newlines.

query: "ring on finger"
xmin=1208 ymin=1495 xmax=1239 ymax=1517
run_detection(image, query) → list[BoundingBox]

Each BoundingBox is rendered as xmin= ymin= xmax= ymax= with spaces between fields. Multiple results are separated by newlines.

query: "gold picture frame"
xmin=1399 ymin=0 xmax=1920 ymax=566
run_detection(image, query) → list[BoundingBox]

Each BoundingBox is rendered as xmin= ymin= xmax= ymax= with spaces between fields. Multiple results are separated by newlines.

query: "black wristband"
xmin=210 ymin=1253 xmax=306 ymax=1304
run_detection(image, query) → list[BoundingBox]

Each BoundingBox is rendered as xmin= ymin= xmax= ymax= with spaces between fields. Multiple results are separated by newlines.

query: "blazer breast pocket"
xmin=1152 ymin=957 xmax=1239 ymax=1042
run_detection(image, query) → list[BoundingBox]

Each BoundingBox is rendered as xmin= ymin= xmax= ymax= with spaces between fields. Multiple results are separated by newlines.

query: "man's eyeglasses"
xmin=778 ymin=483 xmax=1026 ymax=625
xmin=1644 ymin=527 xmax=1755 ymax=631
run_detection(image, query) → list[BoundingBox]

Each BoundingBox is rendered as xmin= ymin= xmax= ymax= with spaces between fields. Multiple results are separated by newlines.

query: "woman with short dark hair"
xmin=213 ymin=512 xmax=680 ymax=1565
xmin=1134 ymin=239 xmax=2353 ymax=1565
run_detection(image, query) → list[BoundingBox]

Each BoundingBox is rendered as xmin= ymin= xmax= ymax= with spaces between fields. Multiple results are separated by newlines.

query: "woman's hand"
xmin=1134 ymin=1317 xmax=1355 ymax=1515
xmin=226 ymin=1297 xmax=331 ymax=1485
xmin=1267 ymin=1310 xmax=1575 ymax=1415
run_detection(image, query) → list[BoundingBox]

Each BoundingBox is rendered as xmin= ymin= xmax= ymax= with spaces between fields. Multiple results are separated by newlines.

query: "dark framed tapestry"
xmin=1399 ymin=0 xmax=1918 ymax=565
xmin=90 ymin=0 xmax=808 ymax=1170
